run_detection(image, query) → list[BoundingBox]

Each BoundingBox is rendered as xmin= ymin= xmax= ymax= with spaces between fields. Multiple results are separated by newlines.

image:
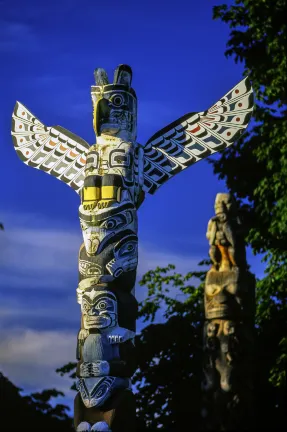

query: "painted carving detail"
xmin=11 ymin=64 xmax=254 ymax=431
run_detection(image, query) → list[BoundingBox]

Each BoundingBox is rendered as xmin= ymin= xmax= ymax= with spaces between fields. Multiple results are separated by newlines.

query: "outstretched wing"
xmin=143 ymin=76 xmax=254 ymax=194
xmin=11 ymin=102 xmax=90 ymax=193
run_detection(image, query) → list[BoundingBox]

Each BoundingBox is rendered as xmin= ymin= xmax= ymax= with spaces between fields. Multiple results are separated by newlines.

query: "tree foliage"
xmin=0 ymin=372 xmax=73 ymax=431
xmin=134 ymin=263 xmax=207 ymax=431
xmin=134 ymin=0 xmax=287 ymax=429
xmin=211 ymin=0 xmax=287 ymax=399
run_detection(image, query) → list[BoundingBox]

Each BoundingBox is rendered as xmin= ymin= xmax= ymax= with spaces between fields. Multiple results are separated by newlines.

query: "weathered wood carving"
xmin=202 ymin=193 xmax=255 ymax=430
xmin=11 ymin=65 xmax=254 ymax=431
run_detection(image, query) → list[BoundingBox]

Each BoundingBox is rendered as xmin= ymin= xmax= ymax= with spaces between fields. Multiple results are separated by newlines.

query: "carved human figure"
xmin=11 ymin=65 xmax=254 ymax=431
xmin=203 ymin=193 xmax=255 ymax=430
xmin=76 ymin=287 xmax=137 ymax=378
xmin=75 ymin=287 xmax=137 ymax=431
xmin=206 ymin=193 xmax=247 ymax=271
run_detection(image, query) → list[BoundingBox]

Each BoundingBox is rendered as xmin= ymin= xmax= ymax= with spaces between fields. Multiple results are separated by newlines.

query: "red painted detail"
xmin=19 ymin=125 xmax=22 ymax=129
xmin=238 ymin=103 xmax=242 ymax=107
xmin=205 ymin=123 xmax=211 ymax=126
xmin=188 ymin=125 xmax=200 ymax=134
xmin=235 ymin=89 xmax=239 ymax=94
xmin=22 ymin=112 xmax=25 ymax=115
xmin=26 ymin=151 xmax=29 ymax=155
xmin=20 ymin=139 xmax=23 ymax=142
xmin=236 ymin=117 xmax=240 ymax=121
xmin=227 ymin=132 xmax=231 ymax=136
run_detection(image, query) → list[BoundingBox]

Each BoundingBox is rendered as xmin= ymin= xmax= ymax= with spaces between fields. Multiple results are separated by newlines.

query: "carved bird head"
xmin=91 ymin=64 xmax=137 ymax=142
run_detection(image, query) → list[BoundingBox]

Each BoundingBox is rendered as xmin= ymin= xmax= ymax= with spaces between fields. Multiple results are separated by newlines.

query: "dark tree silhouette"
xmin=0 ymin=372 xmax=73 ymax=431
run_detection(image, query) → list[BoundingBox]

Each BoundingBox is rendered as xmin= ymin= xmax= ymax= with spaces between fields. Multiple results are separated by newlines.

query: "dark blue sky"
xmin=0 ymin=0 xmax=264 ymax=410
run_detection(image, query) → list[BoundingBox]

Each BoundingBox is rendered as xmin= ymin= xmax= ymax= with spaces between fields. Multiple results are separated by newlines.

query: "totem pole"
xmin=11 ymin=65 xmax=254 ymax=431
xmin=202 ymin=193 xmax=256 ymax=430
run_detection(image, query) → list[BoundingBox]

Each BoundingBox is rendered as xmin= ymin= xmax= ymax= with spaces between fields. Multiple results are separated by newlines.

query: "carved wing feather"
xmin=11 ymin=102 xmax=90 ymax=193
xmin=143 ymin=76 xmax=254 ymax=194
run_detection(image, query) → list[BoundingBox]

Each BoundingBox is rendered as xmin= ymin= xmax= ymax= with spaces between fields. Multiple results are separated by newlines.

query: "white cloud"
xmin=136 ymin=242 xmax=204 ymax=303
xmin=138 ymin=242 xmax=203 ymax=277
xmin=0 ymin=329 xmax=73 ymax=367
xmin=0 ymin=226 xmax=81 ymax=282
xmin=0 ymin=302 xmax=77 ymax=323
xmin=0 ymin=328 xmax=75 ymax=398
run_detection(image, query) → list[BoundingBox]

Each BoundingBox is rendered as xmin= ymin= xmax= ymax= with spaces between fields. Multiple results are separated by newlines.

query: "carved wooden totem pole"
xmin=202 ymin=193 xmax=256 ymax=430
xmin=11 ymin=65 xmax=253 ymax=431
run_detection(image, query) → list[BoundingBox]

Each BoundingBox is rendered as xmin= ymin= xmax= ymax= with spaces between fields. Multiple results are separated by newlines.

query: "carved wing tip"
xmin=14 ymin=100 xmax=25 ymax=112
xmin=13 ymin=101 xmax=19 ymax=117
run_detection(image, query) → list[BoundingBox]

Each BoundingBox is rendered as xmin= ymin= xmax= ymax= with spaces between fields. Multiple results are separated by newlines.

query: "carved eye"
xmin=119 ymin=241 xmax=137 ymax=257
xmin=100 ymin=215 xmax=126 ymax=230
xmin=97 ymin=301 xmax=107 ymax=310
xmin=106 ymin=220 xmax=116 ymax=229
xmin=112 ymin=94 xmax=124 ymax=107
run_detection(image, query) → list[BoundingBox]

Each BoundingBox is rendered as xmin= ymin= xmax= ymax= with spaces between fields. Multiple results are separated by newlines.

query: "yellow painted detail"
xmin=97 ymin=200 xmax=112 ymax=210
xmin=83 ymin=186 xmax=100 ymax=202
xmin=83 ymin=185 xmax=121 ymax=204
xmin=101 ymin=185 xmax=118 ymax=200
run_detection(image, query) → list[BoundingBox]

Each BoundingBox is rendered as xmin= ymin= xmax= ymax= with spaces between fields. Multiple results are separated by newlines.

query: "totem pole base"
xmin=74 ymin=389 xmax=136 ymax=432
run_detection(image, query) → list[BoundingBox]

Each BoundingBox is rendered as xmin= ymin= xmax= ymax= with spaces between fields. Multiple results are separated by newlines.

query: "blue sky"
xmin=0 ymin=0 xmax=265 ymax=412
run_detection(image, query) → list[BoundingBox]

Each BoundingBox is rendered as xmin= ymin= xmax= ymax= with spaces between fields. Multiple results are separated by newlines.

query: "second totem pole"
xmin=11 ymin=64 xmax=254 ymax=431
xmin=202 ymin=193 xmax=256 ymax=430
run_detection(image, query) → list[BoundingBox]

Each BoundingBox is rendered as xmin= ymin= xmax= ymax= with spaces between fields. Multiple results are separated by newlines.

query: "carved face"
xmin=79 ymin=204 xmax=137 ymax=256
xmin=205 ymin=282 xmax=242 ymax=319
xmin=77 ymin=376 xmax=129 ymax=408
xmin=81 ymin=289 xmax=118 ymax=330
xmin=205 ymin=272 xmax=241 ymax=319
xmin=91 ymin=65 xmax=137 ymax=141
xmin=106 ymin=234 xmax=138 ymax=278
xmin=80 ymin=223 xmax=100 ymax=256
xmin=214 ymin=193 xmax=234 ymax=215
